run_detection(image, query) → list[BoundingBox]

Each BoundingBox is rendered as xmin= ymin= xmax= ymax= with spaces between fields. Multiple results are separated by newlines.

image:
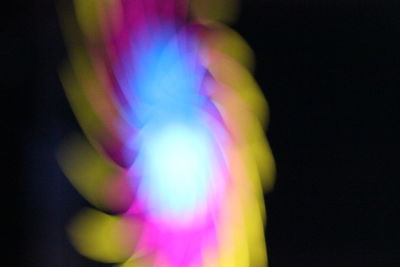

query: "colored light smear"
xmin=136 ymin=121 xmax=215 ymax=224
xmin=58 ymin=0 xmax=275 ymax=266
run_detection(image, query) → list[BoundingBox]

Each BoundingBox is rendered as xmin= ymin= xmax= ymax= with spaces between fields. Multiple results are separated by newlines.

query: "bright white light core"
xmin=136 ymin=121 xmax=214 ymax=225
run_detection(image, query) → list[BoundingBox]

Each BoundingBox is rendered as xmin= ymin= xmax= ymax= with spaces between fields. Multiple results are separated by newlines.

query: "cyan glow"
xmin=135 ymin=120 xmax=214 ymax=225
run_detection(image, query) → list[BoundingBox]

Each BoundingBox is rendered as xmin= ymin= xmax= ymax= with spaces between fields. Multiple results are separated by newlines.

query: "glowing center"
xmin=137 ymin=121 xmax=213 ymax=225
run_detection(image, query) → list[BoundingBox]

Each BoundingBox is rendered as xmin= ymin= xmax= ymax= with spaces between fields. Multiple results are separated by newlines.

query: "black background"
xmin=5 ymin=0 xmax=400 ymax=266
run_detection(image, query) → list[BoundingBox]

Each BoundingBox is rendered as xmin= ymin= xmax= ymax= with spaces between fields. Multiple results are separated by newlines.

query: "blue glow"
xmin=116 ymin=27 xmax=206 ymax=128
xmin=118 ymin=26 xmax=213 ymax=224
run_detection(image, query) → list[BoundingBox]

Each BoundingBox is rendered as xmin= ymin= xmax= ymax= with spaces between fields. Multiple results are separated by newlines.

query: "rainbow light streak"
xmin=58 ymin=0 xmax=275 ymax=266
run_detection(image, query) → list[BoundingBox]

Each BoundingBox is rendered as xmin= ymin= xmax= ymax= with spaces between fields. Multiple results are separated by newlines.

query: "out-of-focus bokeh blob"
xmin=58 ymin=0 xmax=275 ymax=266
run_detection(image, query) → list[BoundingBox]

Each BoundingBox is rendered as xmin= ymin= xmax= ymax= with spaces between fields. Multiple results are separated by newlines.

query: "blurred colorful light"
xmin=59 ymin=0 xmax=275 ymax=266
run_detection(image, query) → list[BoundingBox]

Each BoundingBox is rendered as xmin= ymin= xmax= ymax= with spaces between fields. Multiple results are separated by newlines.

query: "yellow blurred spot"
xmin=57 ymin=134 xmax=120 ymax=210
xmin=68 ymin=209 xmax=137 ymax=263
xmin=191 ymin=0 xmax=240 ymax=25
xmin=74 ymin=0 xmax=101 ymax=40
xmin=203 ymin=23 xmax=255 ymax=71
